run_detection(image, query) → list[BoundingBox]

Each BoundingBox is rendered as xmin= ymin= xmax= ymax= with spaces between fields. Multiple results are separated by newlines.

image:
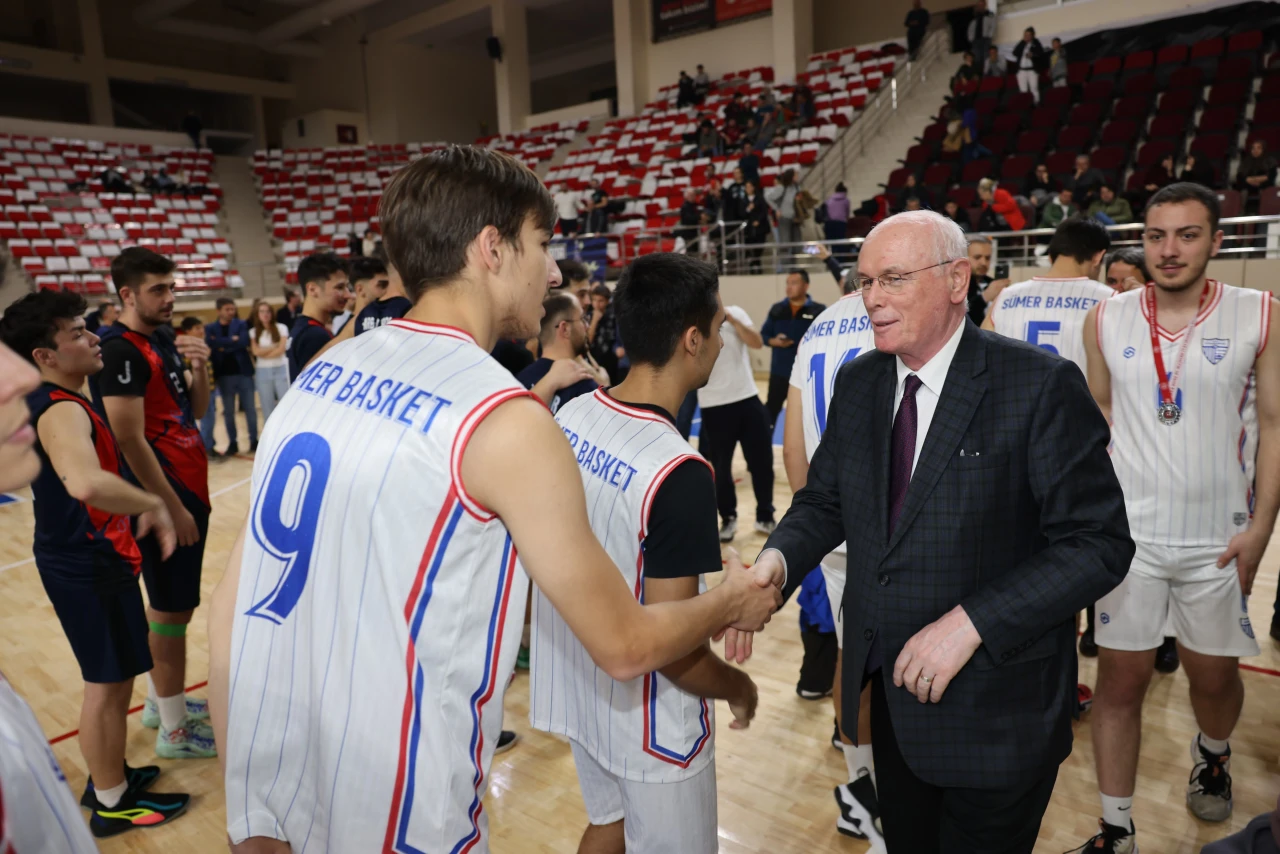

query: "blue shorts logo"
xmin=1241 ymin=617 xmax=1255 ymax=639
xmin=1123 ymin=347 xmax=1136 ymax=359
xmin=1099 ymin=612 xmax=1111 ymax=625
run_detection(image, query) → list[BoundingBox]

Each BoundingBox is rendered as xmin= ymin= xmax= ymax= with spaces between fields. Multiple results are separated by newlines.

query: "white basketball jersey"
xmin=1098 ymin=282 xmax=1271 ymax=546
xmin=0 ymin=672 xmax=97 ymax=854
xmin=225 ymin=319 xmax=532 ymax=854
xmin=992 ymin=277 xmax=1114 ymax=374
xmin=529 ymin=389 xmax=714 ymax=783
xmin=788 ymin=293 xmax=878 ymax=557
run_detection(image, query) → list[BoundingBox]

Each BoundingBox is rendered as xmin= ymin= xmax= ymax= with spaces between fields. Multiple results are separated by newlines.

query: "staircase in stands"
xmin=214 ymin=154 xmax=282 ymax=300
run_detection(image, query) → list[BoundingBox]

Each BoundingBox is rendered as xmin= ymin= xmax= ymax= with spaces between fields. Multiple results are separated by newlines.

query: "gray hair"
xmin=967 ymin=234 xmax=992 ymax=246
xmin=865 ymin=209 xmax=969 ymax=266
xmin=977 ymin=177 xmax=996 ymax=195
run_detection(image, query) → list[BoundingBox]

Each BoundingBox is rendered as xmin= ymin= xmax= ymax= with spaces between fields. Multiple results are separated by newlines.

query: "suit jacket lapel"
xmin=871 ymin=356 xmax=895 ymax=548
xmin=886 ymin=323 xmax=988 ymax=555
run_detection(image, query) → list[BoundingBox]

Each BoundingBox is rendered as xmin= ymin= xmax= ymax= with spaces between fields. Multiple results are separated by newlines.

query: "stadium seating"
xmin=1 ymin=133 xmax=237 ymax=293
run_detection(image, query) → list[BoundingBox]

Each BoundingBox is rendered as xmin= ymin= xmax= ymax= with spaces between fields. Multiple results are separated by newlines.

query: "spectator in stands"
xmin=697 ymin=118 xmax=722 ymax=157
xmin=739 ymin=141 xmax=761 ymax=185
xmin=249 ymin=298 xmax=290 ymax=425
xmin=85 ymin=300 xmax=118 ymax=334
xmin=678 ymin=187 xmax=702 ymax=244
xmin=942 ymin=117 xmax=969 ymax=156
xmin=1012 ymin=27 xmax=1047 ymax=104
xmin=694 ymin=64 xmax=711 ymax=99
xmin=977 ymin=176 xmax=1026 ymax=230
xmin=1049 ymin=37 xmax=1069 ymax=87
xmin=1067 ymin=153 xmax=1106 ymax=206
xmin=276 ymin=289 xmax=301 ymax=329
xmin=677 ymin=71 xmax=697 ymax=108
xmin=701 ymin=179 xmax=724 ymax=220
xmin=743 ymin=180 xmax=771 ymax=273
xmin=761 ymin=270 xmax=825 ymax=429
xmin=784 ymin=90 xmax=816 ymax=130
xmin=99 ymin=167 xmax=132 ymax=193
xmin=725 ymin=92 xmax=751 ymax=130
xmin=585 ymin=283 xmax=625 ymax=383
xmin=898 ymin=173 xmax=933 ymax=211
xmin=1103 ymin=246 xmax=1149 ymax=292
xmin=767 ymin=169 xmax=801 ymax=251
xmin=1040 ymin=186 xmax=1078 ymax=229
xmin=361 ymin=230 xmax=379 ymax=258
xmin=943 ymin=198 xmax=970 ymax=232
xmin=1236 ymin=138 xmax=1277 ymax=211
xmin=585 ymin=178 xmax=610 ymax=233
xmin=143 ymin=169 xmax=177 ymax=194
xmin=1025 ymin=163 xmax=1057 ymax=207
xmin=1088 ymin=184 xmax=1134 ymax=224
xmin=553 ymin=185 xmax=582 ymax=237
xmin=204 ymin=298 xmax=258 ymax=455
xmin=754 ymin=108 xmax=780 ymax=149
xmin=181 ymin=110 xmax=203 ymax=150
xmin=823 ymin=183 xmax=850 ymax=245
xmin=1180 ymin=152 xmax=1216 ymax=187
xmin=724 ymin=169 xmax=749 ymax=222
xmin=951 ymin=52 xmax=980 ymax=108
xmin=968 ymin=2 xmax=996 ymax=69
xmin=983 ymin=46 xmax=1004 ymax=77
xmin=758 ymin=85 xmax=778 ymax=112
xmin=904 ymin=198 xmax=925 ymax=212
xmin=904 ymin=0 xmax=930 ymax=60
xmin=1144 ymin=153 xmax=1178 ymax=198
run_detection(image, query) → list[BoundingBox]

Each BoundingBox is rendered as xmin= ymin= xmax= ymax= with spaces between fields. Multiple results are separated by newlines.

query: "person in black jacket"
xmin=742 ymin=181 xmax=772 ymax=274
xmin=904 ymin=0 xmax=930 ymax=60
xmin=1012 ymin=27 xmax=1047 ymax=105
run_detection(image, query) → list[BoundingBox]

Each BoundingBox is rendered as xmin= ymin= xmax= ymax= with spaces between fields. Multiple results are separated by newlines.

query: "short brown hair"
xmin=538 ymin=292 xmax=580 ymax=343
xmin=111 ymin=246 xmax=174 ymax=293
xmin=379 ymin=145 xmax=556 ymax=302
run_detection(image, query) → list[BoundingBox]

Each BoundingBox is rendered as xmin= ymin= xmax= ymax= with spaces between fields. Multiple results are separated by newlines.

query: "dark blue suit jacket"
xmin=205 ymin=318 xmax=254 ymax=377
xmin=765 ymin=320 xmax=1133 ymax=789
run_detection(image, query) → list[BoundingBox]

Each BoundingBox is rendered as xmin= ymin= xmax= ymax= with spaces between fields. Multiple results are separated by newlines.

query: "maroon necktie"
xmin=889 ymin=374 xmax=923 ymax=535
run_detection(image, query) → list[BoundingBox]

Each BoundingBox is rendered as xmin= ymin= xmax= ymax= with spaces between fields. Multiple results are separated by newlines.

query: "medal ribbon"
xmin=1145 ymin=280 xmax=1211 ymax=414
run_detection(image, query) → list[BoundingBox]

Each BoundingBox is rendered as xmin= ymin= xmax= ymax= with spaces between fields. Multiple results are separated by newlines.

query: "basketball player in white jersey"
xmin=982 ymin=216 xmax=1114 ymax=374
xmin=0 ymin=339 xmax=101 ymax=853
xmin=783 ymin=266 xmax=885 ymax=850
xmin=531 ymin=253 xmax=757 ymax=854
xmin=1072 ymin=183 xmax=1280 ymax=854
xmin=208 ymin=146 xmax=782 ymax=854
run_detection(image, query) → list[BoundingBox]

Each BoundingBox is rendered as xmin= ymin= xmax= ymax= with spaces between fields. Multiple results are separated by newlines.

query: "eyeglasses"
xmin=853 ymin=259 xmax=957 ymax=294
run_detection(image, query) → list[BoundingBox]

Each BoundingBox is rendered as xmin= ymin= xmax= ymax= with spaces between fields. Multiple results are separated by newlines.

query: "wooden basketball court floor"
xmin=3 ymin=406 xmax=1280 ymax=854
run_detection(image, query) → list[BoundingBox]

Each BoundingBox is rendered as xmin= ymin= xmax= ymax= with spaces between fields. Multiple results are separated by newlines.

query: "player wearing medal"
xmin=1073 ymin=183 xmax=1280 ymax=854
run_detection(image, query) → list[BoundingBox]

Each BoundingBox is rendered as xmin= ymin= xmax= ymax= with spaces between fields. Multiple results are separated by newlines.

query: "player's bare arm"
xmin=464 ymin=396 xmax=781 ymax=682
xmin=726 ymin=312 xmax=764 ymax=349
xmin=208 ymin=519 xmax=244 ymax=778
xmin=39 ymin=401 xmax=176 ymax=558
xmin=980 ymin=301 xmax=997 ymax=331
xmin=1218 ymin=296 xmax=1280 ymax=593
xmin=1082 ymin=303 xmax=1112 ymax=422
xmin=529 ymin=359 xmax=593 ymax=405
xmin=646 ymin=574 xmax=758 ymax=729
xmin=174 ymin=333 xmax=211 ymax=420
xmin=103 ymin=395 xmax=200 ymax=546
xmin=782 ymin=385 xmax=809 ymax=493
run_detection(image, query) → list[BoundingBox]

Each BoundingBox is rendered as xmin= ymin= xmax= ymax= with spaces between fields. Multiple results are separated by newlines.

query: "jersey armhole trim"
xmin=450 ymin=387 xmax=539 ymax=522
xmin=639 ymin=453 xmax=714 ymax=538
xmin=1095 ymin=299 xmax=1106 ymax=359
xmin=1259 ymin=293 xmax=1272 ymax=356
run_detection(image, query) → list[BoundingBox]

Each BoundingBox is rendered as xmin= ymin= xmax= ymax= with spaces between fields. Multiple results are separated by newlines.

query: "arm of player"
xmin=647 ymin=575 xmax=758 ymax=729
xmin=726 ymin=310 xmax=764 ymax=349
xmin=1082 ymin=303 xmax=1112 ymax=423
xmin=208 ymin=518 xmax=245 ymax=779
xmin=174 ymin=334 xmax=211 ymax=421
xmin=1219 ymin=296 xmax=1280 ymax=593
xmin=529 ymin=359 xmax=593 ymax=406
xmin=463 ymin=396 xmax=781 ymax=682
xmin=103 ymin=396 xmax=199 ymax=547
xmin=782 ymin=385 xmax=809 ymax=493
xmin=980 ymin=300 xmax=997 ymax=331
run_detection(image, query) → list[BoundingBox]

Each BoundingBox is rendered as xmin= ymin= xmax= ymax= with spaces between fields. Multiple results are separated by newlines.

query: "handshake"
xmin=715 ymin=548 xmax=787 ymax=664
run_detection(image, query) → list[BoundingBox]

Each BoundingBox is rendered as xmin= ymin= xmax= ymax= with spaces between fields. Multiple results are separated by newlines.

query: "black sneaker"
xmin=225 ymin=441 xmax=239 ymax=456
xmin=85 ymin=786 xmax=189 ymax=838
xmin=494 ymin=729 xmax=519 ymax=755
xmin=834 ymin=773 xmax=884 ymax=848
xmin=1065 ymin=819 xmax=1136 ymax=853
xmin=1270 ymin=616 xmax=1280 ymax=643
xmin=80 ymin=762 xmax=160 ymax=809
xmin=1079 ymin=627 xmax=1098 ymax=657
xmin=249 ymin=440 xmax=258 ymax=453
xmin=205 ymin=448 xmax=221 ymax=461
xmin=1155 ymin=636 xmax=1180 ymax=674
xmin=832 ymin=718 xmax=843 ymax=751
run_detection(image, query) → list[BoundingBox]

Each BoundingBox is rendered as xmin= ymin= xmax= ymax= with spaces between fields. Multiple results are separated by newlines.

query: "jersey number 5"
xmin=246 ymin=432 xmax=332 ymax=624
xmin=809 ymin=348 xmax=862 ymax=435
xmin=1025 ymin=320 xmax=1061 ymax=354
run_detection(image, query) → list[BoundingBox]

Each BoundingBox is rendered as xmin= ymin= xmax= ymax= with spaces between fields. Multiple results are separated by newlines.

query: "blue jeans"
xmin=217 ymin=374 xmax=258 ymax=447
xmin=1092 ymin=211 xmax=1117 ymax=225
xmin=255 ymin=364 xmax=290 ymax=425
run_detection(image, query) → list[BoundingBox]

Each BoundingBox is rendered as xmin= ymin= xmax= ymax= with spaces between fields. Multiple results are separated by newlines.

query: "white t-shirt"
xmin=255 ymin=323 xmax=289 ymax=369
xmin=699 ymin=305 xmax=760 ymax=408
xmin=554 ymin=190 xmax=582 ymax=220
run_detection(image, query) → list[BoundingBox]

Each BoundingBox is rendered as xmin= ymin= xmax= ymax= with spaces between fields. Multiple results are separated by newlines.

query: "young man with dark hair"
xmin=0 ymin=290 xmax=191 ymax=838
xmin=275 ymin=289 xmax=302 ymax=329
xmin=760 ymin=268 xmax=825 ymax=430
xmin=557 ymin=258 xmax=592 ymax=310
xmin=531 ymin=253 xmax=758 ymax=854
xmin=350 ymin=256 xmax=404 ymax=334
xmin=211 ymin=146 xmax=779 ymax=853
xmin=287 ymin=251 xmax=350 ymax=381
xmin=587 ymin=282 xmax=625 ymax=383
xmin=92 ymin=246 xmax=216 ymax=760
xmin=1076 ymin=183 xmax=1280 ymax=853
xmin=204 ymin=297 xmax=257 ymax=456
xmin=517 ymin=292 xmax=597 ymax=413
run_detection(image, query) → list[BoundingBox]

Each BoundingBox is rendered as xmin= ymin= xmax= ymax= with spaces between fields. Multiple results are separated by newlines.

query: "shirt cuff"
xmin=756 ymin=547 xmax=788 ymax=588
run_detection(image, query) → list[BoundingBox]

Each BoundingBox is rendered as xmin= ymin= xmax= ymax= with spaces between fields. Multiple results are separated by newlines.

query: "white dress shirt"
xmin=893 ymin=316 xmax=967 ymax=476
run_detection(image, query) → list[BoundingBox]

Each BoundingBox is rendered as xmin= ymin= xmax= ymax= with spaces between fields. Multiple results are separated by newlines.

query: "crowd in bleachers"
xmin=1 ymin=134 xmax=237 ymax=294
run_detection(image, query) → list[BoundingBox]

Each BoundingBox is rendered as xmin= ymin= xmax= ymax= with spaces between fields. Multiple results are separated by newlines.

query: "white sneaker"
xmin=1187 ymin=735 xmax=1232 ymax=822
xmin=753 ymin=519 xmax=777 ymax=535
xmin=718 ymin=516 xmax=737 ymax=542
xmin=834 ymin=775 xmax=885 ymax=853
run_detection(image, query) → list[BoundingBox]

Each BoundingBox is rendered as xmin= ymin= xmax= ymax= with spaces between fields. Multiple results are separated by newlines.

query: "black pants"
xmin=870 ymin=674 xmax=1057 ymax=854
xmin=908 ymin=27 xmax=926 ymax=58
xmin=698 ymin=396 xmax=774 ymax=524
xmin=764 ymin=372 xmax=790 ymax=432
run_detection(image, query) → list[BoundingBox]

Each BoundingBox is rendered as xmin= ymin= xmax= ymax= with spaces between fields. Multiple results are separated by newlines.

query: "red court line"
xmin=47 ymin=680 xmax=209 ymax=746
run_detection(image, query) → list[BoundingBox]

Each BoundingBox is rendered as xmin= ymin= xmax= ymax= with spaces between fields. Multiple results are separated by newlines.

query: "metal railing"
xmin=802 ymin=28 xmax=951 ymax=201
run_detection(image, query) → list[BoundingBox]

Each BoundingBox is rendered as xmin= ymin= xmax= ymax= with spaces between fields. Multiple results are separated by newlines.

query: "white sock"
xmin=1100 ymin=794 xmax=1133 ymax=832
xmin=1199 ymin=732 xmax=1230 ymax=755
xmin=146 ymin=673 xmax=158 ymax=706
xmin=844 ymin=743 xmax=875 ymax=783
xmin=96 ymin=779 xmax=128 ymax=809
xmin=156 ymin=693 xmax=187 ymax=731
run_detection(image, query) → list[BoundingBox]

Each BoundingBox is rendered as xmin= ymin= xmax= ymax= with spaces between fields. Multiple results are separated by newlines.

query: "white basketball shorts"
xmin=570 ymin=740 xmax=718 ymax=854
xmin=1094 ymin=541 xmax=1261 ymax=658
xmin=820 ymin=552 xmax=846 ymax=648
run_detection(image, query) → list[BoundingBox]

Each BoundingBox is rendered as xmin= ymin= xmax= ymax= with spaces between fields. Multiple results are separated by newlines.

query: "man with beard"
xmin=518 ymin=291 xmax=598 ymax=414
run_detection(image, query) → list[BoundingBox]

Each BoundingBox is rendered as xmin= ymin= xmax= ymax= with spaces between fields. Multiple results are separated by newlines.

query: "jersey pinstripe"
xmin=224 ymin=319 xmax=533 ymax=854
xmin=1099 ymin=281 xmax=1271 ymax=546
xmin=529 ymin=389 xmax=715 ymax=784
xmin=788 ymin=293 xmax=878 ymax=557
xmin=991 ymin=277 xmax=1114 ymax=374
xmin=0 ymin=672 xmax=97 ymax=854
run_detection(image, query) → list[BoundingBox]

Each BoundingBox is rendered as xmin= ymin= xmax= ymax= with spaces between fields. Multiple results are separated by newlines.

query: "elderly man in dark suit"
xmin=736 ymin=209 xmax=1134 ymax=853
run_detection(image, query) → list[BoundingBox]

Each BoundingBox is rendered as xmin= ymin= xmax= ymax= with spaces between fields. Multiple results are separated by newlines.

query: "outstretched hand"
xmin=719 ymin=549 xmax=784 ymax=664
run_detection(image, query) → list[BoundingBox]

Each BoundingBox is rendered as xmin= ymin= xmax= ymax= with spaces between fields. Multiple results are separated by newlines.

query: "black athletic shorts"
xmin=35 ymin=555 xmax=152 ymax=684
xmin=138 ymin=490 xmax=210 ymax=613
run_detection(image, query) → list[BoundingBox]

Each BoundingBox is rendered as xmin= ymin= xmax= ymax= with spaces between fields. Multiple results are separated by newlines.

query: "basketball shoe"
xmin=156 ymin=716 xmax=217 ymax=759
xmin=141 ymin=695 xmax=209 ymax=729
xmin=834 ymin=773 xmax=885 ymax=852
xmin=85 ymin=787 xmax=189 ymax=838
xmin=1068 ymin=820 xmax=1137 ymax=853
xmin=80 ymin=762 xmax=160 ymax=808
xmin=1187 ymin=735 xmax=1232 ymax=821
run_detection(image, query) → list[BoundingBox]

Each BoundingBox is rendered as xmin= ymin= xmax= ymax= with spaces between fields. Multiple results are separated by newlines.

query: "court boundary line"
xmin=48 ymin=680 xmax=210 ymax=745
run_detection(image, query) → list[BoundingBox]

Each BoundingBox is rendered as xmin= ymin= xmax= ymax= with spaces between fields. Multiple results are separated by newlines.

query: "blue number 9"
xmin=246 ymin=432 xmax=332 ymax=624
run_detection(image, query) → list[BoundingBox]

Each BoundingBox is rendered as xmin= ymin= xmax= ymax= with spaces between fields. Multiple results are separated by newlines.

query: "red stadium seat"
xmin=1041 ymin=86 xmax=1073 ymax=110
xmin=950 ymin=186 xmax=978 ymax=209
xmin=886 ymin=167 xmax=913 ymax=189
xmin=1227 ymin=30 xmax=1263 ymax=56
xmin=1089 ymin=146 xmax=1127 ymax=175
xmin=1100 ymin=119 xmax=1140 ymax=146
xmin=1005 ymin=92 xmax=1035 ymax=115
xmin=1253 ymin=100 xmax=1280 ymax=127
xmin=1199 ymin=105 xmax=1242 ymax=135
xmin=1190 ymin=37 xmax=1225 ymax=77
xmin=961 ymin=158 xmax=993 ymax=184
xmin=903 ymin=143 xmax=932 ymax=165
xmin=1045 ymin=150 xmax=1078 ymax=177
xmin=1208 ymin=80 xmax=1250 ymax=109
xmin=1067 ymin=62 xmax=1090 ymax=86
xmin=1056 ymin=125 xmax=1094 ymax=151
xmin=1081 ymin=81 xmax=1114 ymax=103
xmin=1167 ymin=66 xmax=1204 ymax=92
xmin=1190 ymin=133 xmax=1231 ymax=161
xmin=1030 ymin=105 xmax=1064 ymax=129
xmin=1122 ymin=73 xmax=1156 ymax=98
xmin=1155 ymin=45 xmax=1189 ymax=67
xmin=922 ymin=162 xmax=955 ymax=190
xmin=978 ymin=76 xmax=1005 ymax=94
xmin=1247 ymin=126 xmax=1280 ymax=152
xmin=990 ymin=113 xmax=1023 ymax=135
xmin=1260 ymin=75 xmax=1280 ymax=100
xmin=1112 ymin=94 xmax=1152 ymax=121
xmin=1069 ymin=102 xmax=1104 ymax=125
xmin=1158 ymin=88 xmax=1199 ymax=114
xmin=1091 ymin=56 xmax=1122 ymax=81
xmin=1149 ymin=114 xmax=1191 ymax=141
xmin=981 ymin=134 xmax=1011 ymax=159
xmin=1215 ymin=55 xmax=1255 ymax=83
xmin=1000 ymin=154 xmax=1035 ymax=184
xmin=1136 ymin=139 xmax=1176 ymax=169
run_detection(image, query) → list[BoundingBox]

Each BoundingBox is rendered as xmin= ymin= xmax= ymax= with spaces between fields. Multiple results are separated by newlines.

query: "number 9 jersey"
xmin=224 ymin=320 xmax=534 ymax=854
